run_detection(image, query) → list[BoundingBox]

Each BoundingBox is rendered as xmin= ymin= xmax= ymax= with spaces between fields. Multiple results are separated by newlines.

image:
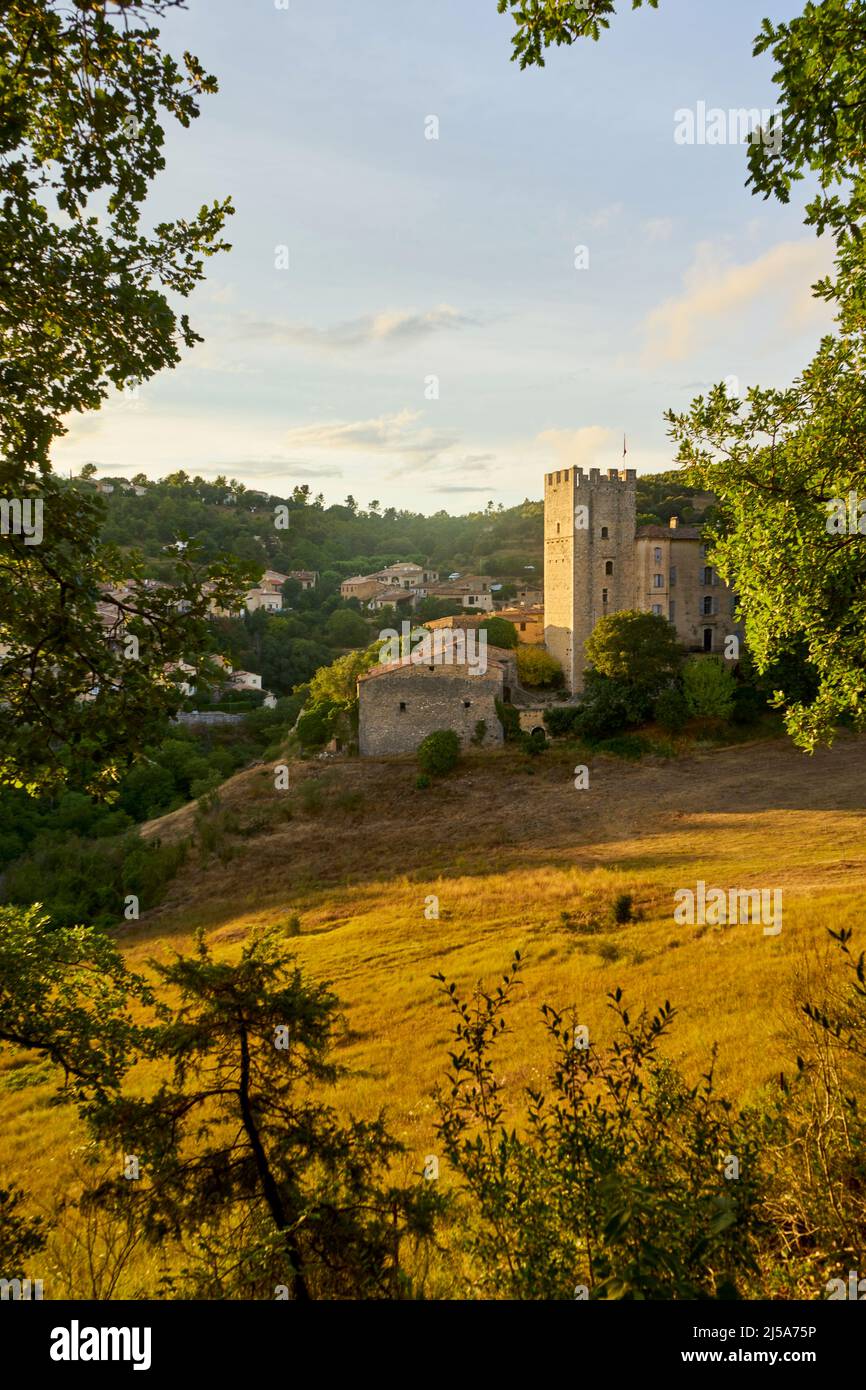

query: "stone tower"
xmin=544 ymin=465 xmax=637 ymax=691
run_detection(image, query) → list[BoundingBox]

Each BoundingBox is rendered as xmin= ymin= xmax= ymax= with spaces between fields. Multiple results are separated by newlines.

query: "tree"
xmin=495 ymin=0 xmax=866 ymax=749
xmin=0 ymin=904 xmax=148 ymax=1099
xmin=516 ymin=645 xmax=563 ymax=688
xmin=682 ymin=656 xmax=736 ymax=720
xmin=478 ymin=616 xmax=518 ymax=649
xmin=306 ymin=645 xmax=380 ymax=708
xmin=88 ymin=928 xmax=440 ymax=1298
xmin=584 ymin=611 xmax=682 ymax=696
xmin=0 ymin=1 xmax=242 ymax=793
xmin=0 ymin=904 xmax=148 ymax=1275
xmin=1 ymin=0 xmax=232 ymax=479
xmin=671 ymin=348 xmax=866 ymax=748
xmin=324 ymin=608 xmax=370 ymax=649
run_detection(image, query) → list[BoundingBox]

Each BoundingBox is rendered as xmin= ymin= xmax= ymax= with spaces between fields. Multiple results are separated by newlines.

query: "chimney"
xmin=669 ymin=516 xmax=679 ymax=529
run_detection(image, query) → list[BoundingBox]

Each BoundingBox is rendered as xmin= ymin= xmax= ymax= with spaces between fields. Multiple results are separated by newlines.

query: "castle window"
xmin=703 ymin=566 xmax=713 ymax=585
xmin=463 ymin=699 xmax=471 ymax=708
xmin=654 ymin=547 xmax=662 ymax=564
xmin=605 ymin=560 xmax=614 ymax=575
xmin=399 ymin=702 xmax=406 ymax=712
xmin=601 ymin=526 xmax=609 ymax=539
xmin=669 ymin=600 xmax=676 ymax=622
xmin=602 ymin=587 xmax=609 ymax=604
xmin=669 ymin=565 xmax=677 ymax=586
xmin=556 ymin=522 xmax=560 ymax=534
xmin=702 ymin=596 xmax=713 ymax=616
xmin=652 ymin=603 xmax=662 ymax=616
xmin=703 ymin=627 xmax=713 ymax=651
xmin=653 ymin=573 xmax=664 ymax=588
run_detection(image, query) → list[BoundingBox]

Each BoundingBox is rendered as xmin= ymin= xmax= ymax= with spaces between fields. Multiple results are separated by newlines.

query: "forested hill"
xmin=85 ymin=468 xmax=715 ymax=582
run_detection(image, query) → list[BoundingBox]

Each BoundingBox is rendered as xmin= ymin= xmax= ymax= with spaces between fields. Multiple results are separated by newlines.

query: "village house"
xmin=357 ymin=645 xmax=522 ymax=756
xmin=288 ymin=569 xmax=318 ymax=590
xmin=426 ymin=575 xmax=496 ymax=611
xmin=493 ymin=605 xmax=545 ymax=644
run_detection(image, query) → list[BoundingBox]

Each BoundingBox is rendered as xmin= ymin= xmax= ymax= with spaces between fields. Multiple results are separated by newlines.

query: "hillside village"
xmin=75 ymin=463 xmax=741 ymax=755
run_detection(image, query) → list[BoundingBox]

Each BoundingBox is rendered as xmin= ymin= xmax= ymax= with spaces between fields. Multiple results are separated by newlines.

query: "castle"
xmin=544 ymin=465 xmax=742 ymax=691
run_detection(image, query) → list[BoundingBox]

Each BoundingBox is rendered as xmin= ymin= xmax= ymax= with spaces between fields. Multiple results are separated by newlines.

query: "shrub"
xmin=593 ymin=734 xmax=645 ymax=760
xmin=471 ymin=719 xmax=488 ymax=746
xmin=296 ymin=700 xmax=337 ymax=750
xmin=494 ymin=698 xmax=522 ymax=742
xmin=683 ymin=656 xmax=736 ymax=719
xmin=516 ymin=646 xmax=563 ymax=688
xmin=543 ymin=705 xmax=583 ymax=739
xmin=415 ymin=774 xmax=431 ymax=790
xmin=417 ymin=730 xmax=460 ymax=778
xmin=297 ymin=780 xmax=324 ymax=815
xmin=731 ymin=683 xmax=766 ymax=725
xmin=612 ymin=893 xmax=634 ymax=924
xmin=653 ymin=685 xmax=689 ymax=734
xmin=521 ymin=728 xmax=548 ymax=756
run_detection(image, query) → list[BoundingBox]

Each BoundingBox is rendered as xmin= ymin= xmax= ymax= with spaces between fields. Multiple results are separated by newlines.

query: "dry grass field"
xmin=2 ymin=732 xmax=864 ymax=1292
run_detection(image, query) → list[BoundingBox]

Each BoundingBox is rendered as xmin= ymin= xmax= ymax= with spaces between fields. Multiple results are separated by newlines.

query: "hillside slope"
xmin=4 ymin=735 xmax=865 ymax=1223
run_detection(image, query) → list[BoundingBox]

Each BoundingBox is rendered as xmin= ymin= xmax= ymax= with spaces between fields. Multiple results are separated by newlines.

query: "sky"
xmin=53 ymin=0 xmax=835 ymax=512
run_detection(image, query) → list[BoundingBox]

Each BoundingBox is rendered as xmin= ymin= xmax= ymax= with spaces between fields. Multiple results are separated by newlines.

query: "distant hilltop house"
xmin=357 ymin=644 xmax=528 ymax=756
xmin=340 ymin=563 xmax=438 ymax=609
xmin=167 ymin=654 xmax=276 ymax=708
xmin=78 ymin=476 xmax=148 ymax=496
xmin=425 ymin=575 xmax=495 ymax=612
xmin=288 ymin=569 xmax=318 ymax=590
xmin=544 ymin=465 xmax=743 ymax=691
xmin=208 ymin=568 xmax=317 ymax=617
xmin=339 ymin=564 xmax=510 ymax=616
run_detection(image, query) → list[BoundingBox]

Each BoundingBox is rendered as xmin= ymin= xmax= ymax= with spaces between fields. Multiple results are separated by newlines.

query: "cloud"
xmin=587 ymin=203 xmax=624 ymax=231
xmin=238 ymin=304 xmax=477 ymax=352
xmin=218 ymin=459 xmax=343 ymax=479
xmin=642 ymin=238 xmax=834 ymax=362
xmin=644 ymin=217 xmax=674 ymax=242
xmin=538 ymin=425 xmax=617 ymax=470
xmin=434 ymin=484 xmax=496 ymax=493
xmin=282 ymin=410 xmax=457 ymax=470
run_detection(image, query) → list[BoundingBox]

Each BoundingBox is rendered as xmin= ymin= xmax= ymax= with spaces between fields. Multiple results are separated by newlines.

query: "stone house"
xmin=357 ymin=645 xmax=519 ymax=756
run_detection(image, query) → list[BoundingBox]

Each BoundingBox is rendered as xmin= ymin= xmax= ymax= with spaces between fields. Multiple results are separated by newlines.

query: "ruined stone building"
xmin=544 ymin=465 xmax=742 ymax=691
xmin=357 ymin=645 xmax=520 ymax=757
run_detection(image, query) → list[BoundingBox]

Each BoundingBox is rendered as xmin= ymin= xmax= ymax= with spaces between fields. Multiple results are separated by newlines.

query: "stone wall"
xmin=358 ymin=662 xmax=506 ymax=756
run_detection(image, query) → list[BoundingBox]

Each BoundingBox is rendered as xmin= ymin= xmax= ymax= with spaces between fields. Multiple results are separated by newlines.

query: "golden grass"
xmin=2 ymin=733 xmax=864 ymax=1288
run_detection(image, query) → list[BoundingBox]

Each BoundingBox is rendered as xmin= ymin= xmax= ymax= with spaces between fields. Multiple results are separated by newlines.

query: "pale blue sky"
xmin=56 ymin=0 xmax=834 ymax=509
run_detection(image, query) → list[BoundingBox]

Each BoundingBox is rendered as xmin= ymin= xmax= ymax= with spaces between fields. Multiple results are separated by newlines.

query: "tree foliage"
xmin=87 ymin=928 xmax=441 ymax=1298
xmin=682 ymin=655 xmax=736 ymax=720
xmin=0 ymin=1 xmax=244 ymax=794
xmin=435 ymin=953 xmax=763 ymax=1298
